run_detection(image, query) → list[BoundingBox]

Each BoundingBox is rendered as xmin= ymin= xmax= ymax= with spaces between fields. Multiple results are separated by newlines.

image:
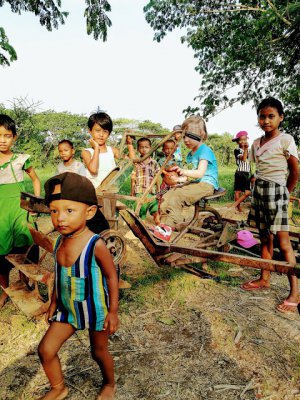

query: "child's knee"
xmin=38 ymin=341 xmax=56 ymax=362
xmin=91 ymin=346 xmax=108 ymax=363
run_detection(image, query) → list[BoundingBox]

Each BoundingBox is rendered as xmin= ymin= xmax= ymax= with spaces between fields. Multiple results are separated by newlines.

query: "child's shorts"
xmin=234 ymin=171 xmax=250 ymax=192
xmin=135 ymin=194 xmax=158 ymax=220
xmin=248 ymin=179 xmax=289 ymax=234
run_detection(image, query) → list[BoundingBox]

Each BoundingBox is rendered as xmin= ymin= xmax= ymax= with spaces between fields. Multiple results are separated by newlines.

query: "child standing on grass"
xmin=232 ymin=131 xmax=251 ymax=212
xmin=38 ymin=172 xmax=118 ymax=400
xmin=241 ymin=98 xmax=299 ymax=314
xmin=127 ymin=136 xmax=160 ymax=225
xmin=172 ymin=124 xmax=183 ymax=165
xmin=0 ymin=114 xmax=41 ymax=308
xmin=56 ymin=139 xmax=86 ymax=176
xmin=82 ymin=112 xmax=119 ymax=189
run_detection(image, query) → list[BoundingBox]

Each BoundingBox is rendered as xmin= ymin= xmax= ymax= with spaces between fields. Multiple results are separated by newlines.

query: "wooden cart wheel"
xmin=197 ymin=206 xmax=224 ymax=231
xmin=100 ymin=229 xmax=126 ymax=266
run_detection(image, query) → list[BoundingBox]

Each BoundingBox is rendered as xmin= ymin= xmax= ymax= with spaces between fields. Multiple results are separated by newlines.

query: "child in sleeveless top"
xmin=38 ymin=172 xmax=118 ymax=400
xmin=82 ymin=112 xmax=119 ymax=188
xmin=0 ymin=114 xmax=41 ymax=308
xmin=56 ymin=139 xmax=86 ymax=176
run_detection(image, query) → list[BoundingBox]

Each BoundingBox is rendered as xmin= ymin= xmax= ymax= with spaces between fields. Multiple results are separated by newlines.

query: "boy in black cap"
xmin=38 ymin=172 xmax=118 ymax=400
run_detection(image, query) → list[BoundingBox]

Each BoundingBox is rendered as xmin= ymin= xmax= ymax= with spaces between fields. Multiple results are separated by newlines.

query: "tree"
xmin=0 ymin=0 xmax=112 ymax=66
xmin=144 ymin=1 xmax=300 ymax=142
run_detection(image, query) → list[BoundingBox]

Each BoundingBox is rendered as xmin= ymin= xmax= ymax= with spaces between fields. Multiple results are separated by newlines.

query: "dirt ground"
xmin=1 ymin=205 xmax=300 ymax=400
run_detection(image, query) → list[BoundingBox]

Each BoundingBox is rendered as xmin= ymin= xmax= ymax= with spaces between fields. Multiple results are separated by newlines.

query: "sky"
xmin=0 ymin=0 xmax=263 ymax=143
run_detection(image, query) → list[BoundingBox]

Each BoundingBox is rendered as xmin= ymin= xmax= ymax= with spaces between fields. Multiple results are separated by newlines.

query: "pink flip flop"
xmin=276 ymin=300 xmax=299 ymax=314
xmin=240 ymin=280 xmax=270 ymax=291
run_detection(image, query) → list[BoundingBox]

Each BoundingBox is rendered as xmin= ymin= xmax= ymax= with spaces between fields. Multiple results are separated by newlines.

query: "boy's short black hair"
xmin=257 ymin=97 xmax=284 ymax=115
xmin=58 ymin=139 xmax=74 ymax=148
xmin=0 ymin=114 xmax=17 ymax=136
xmin=163 ymin=139 xmax=176 ymax=148
xmin=88 ymin=112 xmax=113 ymax=133
xmin=137 ymin=137 xmax=151 ymax=147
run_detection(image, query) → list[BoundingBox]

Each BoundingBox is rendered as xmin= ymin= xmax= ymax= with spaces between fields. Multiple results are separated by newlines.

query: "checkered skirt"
xmin=248 ymin=179 xmax=289 ymax=234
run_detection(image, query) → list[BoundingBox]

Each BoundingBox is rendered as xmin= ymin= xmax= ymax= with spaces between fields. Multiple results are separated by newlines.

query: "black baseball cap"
xmin=44 ymin=172 xmax=98 ymax=206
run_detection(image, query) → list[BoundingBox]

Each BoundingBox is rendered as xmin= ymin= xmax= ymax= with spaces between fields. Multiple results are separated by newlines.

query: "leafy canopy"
xmin=0 ymin=0 xmax=112 ymax=66
xmin=144 ymin=0 xmax=300 ymax=141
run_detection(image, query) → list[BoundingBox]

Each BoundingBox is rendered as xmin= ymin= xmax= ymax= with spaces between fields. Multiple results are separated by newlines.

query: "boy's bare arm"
xmin=81 ymin=146 xmax=99 ymax=175
xmin=130 ymin=171 xmax=136 ymax=196
xmin=241 ymin=144 xmax=249 ymax=161
xmin=287 ymin=155 xmax=299 ymax=193
xmin=126 ymin=136 xmax=136 ymax=159
xmin=25 ymin=167 xmax=41 ymax=196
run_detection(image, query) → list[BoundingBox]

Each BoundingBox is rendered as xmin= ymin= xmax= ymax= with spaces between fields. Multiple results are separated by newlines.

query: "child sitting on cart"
xmin=159 ymin=115 xmax=219 ymax=237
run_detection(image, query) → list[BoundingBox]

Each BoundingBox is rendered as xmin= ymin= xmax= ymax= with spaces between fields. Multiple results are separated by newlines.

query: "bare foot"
xmin=39 ymin=385 xmax=68 ymax=400
xmin=240 ymin=279 xmax=270 ymax=291
xmin=0 ymin=292 xmax=9 ymax=309
xmin=97 ymin=384 xmax=116 ymax=400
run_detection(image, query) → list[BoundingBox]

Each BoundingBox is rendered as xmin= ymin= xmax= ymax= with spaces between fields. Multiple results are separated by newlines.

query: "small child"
xmin=38 ymin=172 xmax=118 ymax=400
xmin=160 ymin=115 xmax=219 ymax=230
xmin=158 ymin=139 xmax=182 ymax=167
xmin=56 ymin=139 xmax=86 ymax=176
xmin=172 ymin=124 xmax=183 ymax=165
xmin=241 ymin=98 xmax=299 ymax=314
xmin=82 ymin=112 xmax=119 ymax=188
xmin=232 ymin=131 xmax=251 ymax=212
xmin=0 ymin=114 xmax=41 ymax=308
xmin=127 ymin=137 xmax=160 ymax=225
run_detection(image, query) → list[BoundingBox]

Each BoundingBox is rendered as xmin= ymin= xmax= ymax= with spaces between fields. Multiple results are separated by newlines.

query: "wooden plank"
xmin=3 ymin=287 xmax=50 ymax=317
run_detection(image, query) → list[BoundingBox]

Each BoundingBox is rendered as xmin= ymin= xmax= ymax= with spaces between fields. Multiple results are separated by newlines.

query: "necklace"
xmin=63 ymin=227 xmax=89 ymax=239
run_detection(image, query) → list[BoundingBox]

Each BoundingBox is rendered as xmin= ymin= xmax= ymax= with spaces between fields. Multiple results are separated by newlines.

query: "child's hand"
xmin=126 ymin=135 xmax=134 ymax=145
xmin=45 ymin=302 xmax=57 ymax=324
xmin=103 ymin=311 xmax=119 ymax=335
xmin=89 ymin=138 xmax=99 ymax=149
xmin=168 ymin=165 xmax=184 ymax=176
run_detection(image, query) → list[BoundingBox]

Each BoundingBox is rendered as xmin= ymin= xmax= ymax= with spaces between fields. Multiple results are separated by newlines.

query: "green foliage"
xmin=0 ymin=0 xmax=112 ymax=66
xmin=144 ymin=0 xmax=300 ymax=143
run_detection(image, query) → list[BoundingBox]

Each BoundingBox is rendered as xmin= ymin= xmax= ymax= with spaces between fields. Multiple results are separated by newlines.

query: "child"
xmin=158 ymin=139 xmax=182 ymax=167
xmin=232 ymin=131 xmax=251 ymax=212
xmin=241 ymin=98 xmax=299 ymax=314
xmin=38 ymin=172 xmax=118 ymax=400
xmin=172 ymin=124 xmax=183 ymax=165
xmin=0 ymin=114 xmax=41 ymax=308
xmin=56 ymin=139 xmax=86 ymax=176
xmin=127 ymin=137 xmax=160 ymax=225
xmin=160 ymin=115 xmax=218 ymax=231
xmin=82 ymin=112 xmax=119 ymax=188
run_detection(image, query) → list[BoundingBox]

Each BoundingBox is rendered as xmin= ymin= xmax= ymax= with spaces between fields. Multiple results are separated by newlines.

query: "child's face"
xmin=237 ymin=136 xmax=248 ymax=147
xmin=58 ymin=143 xmax=75 ymax=162
xmin=163 ymin=171 xmax=178 ymax=186
xmin=163 ymin=142 xmax=175 ymax=157
xmin=183 ymin=134 xmax=200 ymax=151
xmin=89 ymin=123 xmax=110 ymax=146
xmin=0 ymin=126 xmax=16 ymax=153
xmin=49 ymin=184 xmax=96 ymax=236
xmin=258 ymin=106 xmax=283 ymax=134
xmin=174 ymin=132 xmax=182 ymax=141
xmin=138 ymin=140 xmax=151 ymax=157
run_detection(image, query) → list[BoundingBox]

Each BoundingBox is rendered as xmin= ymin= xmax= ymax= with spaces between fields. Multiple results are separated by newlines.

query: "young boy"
xmin=232 ymin=131 xmax=251 ymax=212
xmin=160 ymin=115 xmax=218 ymax=229
xmin=127 ymin=137 xmax=160 ymax=225
xmin=241 ymin=98 xmax=299 ymax=314
xmin=158 ymin=139 xmax=182 ymax=167
xmin=172 ymin=124 xmax=183 ymax=165
xmin=82 ymin=112 xmax=119 ymax=188
xmin=56 ymin=139 xmax=86 ymax=176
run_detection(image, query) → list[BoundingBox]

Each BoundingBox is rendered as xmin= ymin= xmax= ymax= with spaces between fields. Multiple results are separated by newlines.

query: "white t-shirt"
xmin=84 ymin=146 xmax=116 ymax=188
xmin=249 ymin=133 xmax=299 ymax=186
xmin=56 ymin=160 xmax=86 ymax=176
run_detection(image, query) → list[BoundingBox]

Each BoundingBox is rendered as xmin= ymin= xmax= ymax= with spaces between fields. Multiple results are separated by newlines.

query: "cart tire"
xmin=100 ymin=229 xmax=126 ymax=266
xmin=197 ymin=206 xmax=223 ymax=231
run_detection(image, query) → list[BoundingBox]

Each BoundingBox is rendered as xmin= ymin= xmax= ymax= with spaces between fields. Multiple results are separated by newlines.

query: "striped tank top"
xmin=53 ymin=234 xmax=109 ymax=331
